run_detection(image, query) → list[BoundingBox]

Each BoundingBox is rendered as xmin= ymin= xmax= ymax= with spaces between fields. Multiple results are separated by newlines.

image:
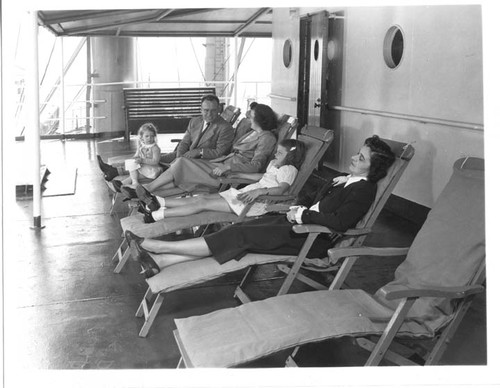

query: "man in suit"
xmin=160 ymin=94 xmax=234 ymax=163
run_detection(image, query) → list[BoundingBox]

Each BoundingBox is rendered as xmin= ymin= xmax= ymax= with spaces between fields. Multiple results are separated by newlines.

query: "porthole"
xmin=327 ymin=40 xmax=336 ymax=61
xmin=383 ymin=25 xmax=404 ymax=69
xmin=313 ymin=40 xmax=319 ymax=61
xmin=283 ymin=39 xmax=292 ymax=68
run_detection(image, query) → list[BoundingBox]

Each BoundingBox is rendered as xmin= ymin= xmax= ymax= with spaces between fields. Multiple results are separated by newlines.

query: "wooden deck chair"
xmin=220 ymin=105 xmax=241 ymax=125
xmin=234 ymin=138 xmax=415 ymax=302
xmin=233 ymin=117 xmax=252 ymax=143
xmin=132 ymin=135 xmax=410 ymax=338
xmin=173 ymin=157 xmax=485 ymax=367
xmin=111 ymin=124 xmax=330 ymax=278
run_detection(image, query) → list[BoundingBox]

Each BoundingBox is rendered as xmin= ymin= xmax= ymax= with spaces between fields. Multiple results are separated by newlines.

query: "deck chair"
xmin=112 ymin=124 xmax=329 ymax=277
xmin=173 ymin=156 xmax=485 ymax=367
xmin=133 ymin=137 xmax=412 ymax=337
xmin=233 ymin=117 xmax=252 ymax=143
xmin=220 ymin=105 xmax=241 ymax=125
xmin=110 ymin=116 xmax=300 ymax=273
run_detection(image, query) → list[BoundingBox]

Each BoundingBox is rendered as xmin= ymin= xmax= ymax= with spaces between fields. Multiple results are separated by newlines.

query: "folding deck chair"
xmin=173 ymin=156 xmax=485 ymax=367
xmin=112 ymin=123 xmax=328 ymax=276
xmin=220 ymin=105 xmax=241 ymax=125
xmin=133 ymin=137 xmax=413 ymax=338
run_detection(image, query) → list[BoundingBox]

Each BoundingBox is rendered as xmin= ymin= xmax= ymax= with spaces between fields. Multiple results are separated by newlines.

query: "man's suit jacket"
xmin=299 ymin=179 xmax=377 ymax=233
xmin=176 ymin=115 xmax=234 ymax=160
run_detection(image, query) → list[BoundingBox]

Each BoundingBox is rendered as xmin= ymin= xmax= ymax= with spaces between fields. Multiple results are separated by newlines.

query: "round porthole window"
xmin=283 ymin=39 xmax=292 ymax=68
xmin=314 ymin=40 xmax=320 ymax=61
xmin=383 ymin=25 xmax=404 ymax=69
xmin=327 ymin=40 xmax=336 ymax=61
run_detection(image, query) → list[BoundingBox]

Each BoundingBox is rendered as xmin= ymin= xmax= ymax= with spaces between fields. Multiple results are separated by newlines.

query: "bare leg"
xmin=144 ymin=169 xmax=174 ymax=192
xmin=128 ymin=170 xmax=139 ymax=187
xmin=162 ymin=193 xmax=220 ymax=208
xmin=150 ymin=253 xmax=202 ymax=269
xmin=140 ymin=236 xmax=211 ymax=257
xmin=161 ymin=196 xmax=231 ymax=218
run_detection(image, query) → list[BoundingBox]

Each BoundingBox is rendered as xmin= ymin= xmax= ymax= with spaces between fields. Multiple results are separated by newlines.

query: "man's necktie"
xmin=192 ymin=122 xmax=210 ymax=149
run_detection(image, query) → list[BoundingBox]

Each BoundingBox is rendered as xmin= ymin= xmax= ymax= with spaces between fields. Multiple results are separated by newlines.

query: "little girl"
xmin=119 ymin=123 xmax=163 ymax=189
xmin=137 ymin=139 xmax=306 ymax=223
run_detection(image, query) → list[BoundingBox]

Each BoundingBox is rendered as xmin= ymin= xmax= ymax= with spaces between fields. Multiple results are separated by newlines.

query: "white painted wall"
xmin=271 ymin=5 xmax=484 ymax=207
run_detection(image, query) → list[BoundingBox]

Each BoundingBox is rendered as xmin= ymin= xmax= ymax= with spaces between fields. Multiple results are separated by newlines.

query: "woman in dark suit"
xmin=125 ymin=135 xmax=396 ymax=278
xmin=138 ymin=103 xmax=278 ymax=196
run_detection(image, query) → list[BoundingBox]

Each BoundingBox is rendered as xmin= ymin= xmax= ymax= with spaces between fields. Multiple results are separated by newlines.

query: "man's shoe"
xmin=97 ymin=155 xmax=119 ymax=181
xmin=136 ymin=185 xmax=161 ymax=211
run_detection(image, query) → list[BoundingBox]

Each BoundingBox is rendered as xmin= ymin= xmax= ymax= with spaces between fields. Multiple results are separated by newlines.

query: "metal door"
xmin=307 ymin=11 xmax=329 ymax=127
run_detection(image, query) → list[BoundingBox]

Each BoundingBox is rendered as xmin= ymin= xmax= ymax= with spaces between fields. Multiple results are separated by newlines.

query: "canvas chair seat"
xmin=174 ymin=288 xmax=434 ymax=368
xmin=173 ymin=156 xmax=485 ymax=368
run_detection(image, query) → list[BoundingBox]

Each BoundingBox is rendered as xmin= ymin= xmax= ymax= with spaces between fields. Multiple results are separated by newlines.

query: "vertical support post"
xmin=27 ymin=10 xmax=44 ymax=229
xmin=60 ymin=36 xmax=66 ymax=136
xmin=85 ymin=37 xmax=92 ymax=133
xmin=233 ymin=36 xmax=238 ymax=106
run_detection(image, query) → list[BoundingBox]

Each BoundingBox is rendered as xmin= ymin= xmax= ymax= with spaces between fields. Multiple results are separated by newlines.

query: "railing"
xmin=15 ymin=80 xmax=271 ymax=138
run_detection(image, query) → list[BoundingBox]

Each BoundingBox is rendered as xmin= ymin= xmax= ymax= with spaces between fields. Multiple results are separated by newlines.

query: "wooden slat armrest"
xmin=328 ymin=246 xmax=411 ymax=262
xmin=266 ymin=203 xmax=294 ymax=213
xmin=292 ymin=224 xmax=337 ymax=235
xmin=342 ymin=227 xmax=372 ymax=236
xmin=256 ymin=194 xmax=296 ymax=203
xmin=382 ymin=284 xmax=485 ymax=301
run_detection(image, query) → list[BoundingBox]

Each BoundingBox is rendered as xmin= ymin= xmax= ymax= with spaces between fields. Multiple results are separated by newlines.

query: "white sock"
xmin=157 ymin=196 xmax=166 ymax=207
xmin=152 ymin=208 xmax=165 ymax=221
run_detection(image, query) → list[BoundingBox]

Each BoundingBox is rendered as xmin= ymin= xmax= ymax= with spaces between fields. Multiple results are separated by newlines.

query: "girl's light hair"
xmin=138 ymin=122 xmax=159 ymax=141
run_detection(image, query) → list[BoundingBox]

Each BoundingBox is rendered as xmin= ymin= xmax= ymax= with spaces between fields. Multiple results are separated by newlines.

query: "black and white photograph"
xmin=1 ymin=0 xmax=499 ymax=387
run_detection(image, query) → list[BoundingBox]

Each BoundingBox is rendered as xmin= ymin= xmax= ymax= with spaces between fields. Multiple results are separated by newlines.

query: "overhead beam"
xmin=38 ymin=10 xmax=144 ymax=25
xmin=233 ymin=8 xmax=271 ymax=37
xmin=64 ymin=10 xmax=170 ymax=35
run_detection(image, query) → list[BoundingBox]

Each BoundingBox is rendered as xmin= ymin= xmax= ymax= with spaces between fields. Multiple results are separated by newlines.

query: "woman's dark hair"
xmin=364 ymin=135 xmax=396 ymax=183
xmin=279 ymin=139 xmax=306 ymax=169
xmin=249 ymin=101 xmax=258 ymax=110
xmin=201 ymin=94 xmax=220 ymax=105
xmin=252 ymin=103 xmax=278 ymax=131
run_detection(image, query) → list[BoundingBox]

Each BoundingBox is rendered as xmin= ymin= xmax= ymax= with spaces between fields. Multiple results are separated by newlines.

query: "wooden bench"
xmin=123 ymin=87 xmax=216 ymax=140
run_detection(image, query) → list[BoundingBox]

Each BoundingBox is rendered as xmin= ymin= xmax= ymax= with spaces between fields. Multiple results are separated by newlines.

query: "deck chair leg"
xmin=365 ymin=297 xmax=416 ymax=366
xmin=277 ymin=264 xmax=328 ymax=291
xmin=135 ymin=287 xmax=154 ymax=318
xmin=173 ymin=329 xmax=194 ymax=368
xmin=330 ymin=256 xmax=358 ymax=290
xmin=425 ymin=295 xmax=477 ymax=365
xmin=355 ymin=338 xmax=419 ymax=366
xmin=138 ymin=293 xmax=165 ymax=338
xmin=112 ymin=239 xmax=130 ymax=273
xmin=285 ymin=346 xmax=300 ymax=367
xmin=109 ymin=192 xmax=119 ymax=215
xmin=277 ymin=233 xmax=320 ymax=296
xmin=234 ymin=266 xmax=257 ymax=304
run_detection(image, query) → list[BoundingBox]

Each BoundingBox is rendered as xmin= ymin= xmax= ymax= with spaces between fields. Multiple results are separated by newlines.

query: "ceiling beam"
xmin=233 ymin=8 xmax=272 ymax=37
xmin=64 ymin=10 xmax=170 ymax=35
xmin=38 ymin=10 xmax=148 ymax=25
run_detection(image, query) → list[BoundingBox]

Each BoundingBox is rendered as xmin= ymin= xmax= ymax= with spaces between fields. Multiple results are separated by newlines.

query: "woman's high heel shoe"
xmin=129 ymin=240 xmax=160 ymax=279
xmin=124 ymin=230 xmax=144 ymax=247
xmin=136 ymin=185 xmax=161 ymax=211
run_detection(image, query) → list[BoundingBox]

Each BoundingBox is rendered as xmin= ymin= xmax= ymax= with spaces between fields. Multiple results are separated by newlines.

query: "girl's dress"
xmin=137 ymin=143 xmax=163 ymax=179
xmin=218 ymin=159 xmax=298 ymax=216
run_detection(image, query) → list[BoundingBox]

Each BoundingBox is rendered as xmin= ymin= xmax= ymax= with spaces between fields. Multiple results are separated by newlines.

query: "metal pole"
xmin=233 ymin=37 xmax=238 ymax=106
xmin=60 ymin=36 xmax=66 ymax=135
xmin=27 ymin=10 xmax=44 ymax=229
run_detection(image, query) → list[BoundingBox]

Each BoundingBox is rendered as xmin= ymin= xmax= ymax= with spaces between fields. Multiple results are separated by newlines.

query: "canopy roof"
xmin=38 ymin=8 xmax=273 ymax=38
